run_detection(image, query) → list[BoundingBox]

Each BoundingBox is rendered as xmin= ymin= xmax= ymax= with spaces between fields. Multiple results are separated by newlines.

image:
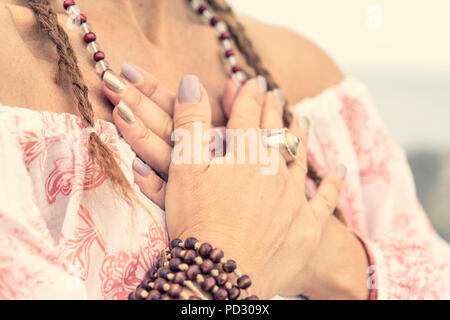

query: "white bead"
xmin=234 ymin=71 xmax=247 ymax=82
xmin=226 ymin=56 xmax=238 ymax=68
xmin=87 ymin=41 xmax=101 ymax=54
xmin=190 ymin=0 xmax=202 ymax=11
xmin=66 ymin=5 xmax=81 ymax=18
xmin=200 ymin=9 xmax=213 ymax=24
xmin=95 ymin=60 xmax=110 ymax=75
xmin=220 ymin=39 xmax=232 ymax=51
xmin=215 ymin=22 xmax=227 ymax=35
xmin=79 ymin=23 xmax=92 ymax=35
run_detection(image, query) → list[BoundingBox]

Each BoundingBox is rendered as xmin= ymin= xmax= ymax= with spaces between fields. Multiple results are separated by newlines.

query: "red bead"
xmin=219 ymin=31 xmax=231 ymax=40
xmin=63 ymin=0 xmax=75 ymax=10
xmin=75 ymin=14 xmax=87 ymax=25
xmin=197 ymin=4 xmax=207 ymax=14
xmin=93 ymin=51 xmax=105 ymax=62
xmin=210 ymin=16 xmax=219 ymax=26
xmin=232 ymin=65 xmax=242 ymax=73
xmin=84 ymin=32 xmax=96 ymax=43
xmin=225 ymin=50 xmax=235 ymax=58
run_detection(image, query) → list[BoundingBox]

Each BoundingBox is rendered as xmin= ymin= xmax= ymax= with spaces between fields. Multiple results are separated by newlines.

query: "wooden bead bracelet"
xmin=128 ymin=237 xmax=259 ymax=300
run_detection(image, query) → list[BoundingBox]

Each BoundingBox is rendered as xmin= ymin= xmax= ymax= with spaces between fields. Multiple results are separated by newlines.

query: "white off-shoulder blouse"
xmin=0 ymin=78 xmax=449 ymax=299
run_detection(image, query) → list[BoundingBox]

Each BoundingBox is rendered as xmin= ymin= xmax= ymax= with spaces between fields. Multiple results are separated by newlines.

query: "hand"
xmin=164 ymin=75 xmax=345 ymax=298
xmin=103 ymin=64 xmax=346 ymax=298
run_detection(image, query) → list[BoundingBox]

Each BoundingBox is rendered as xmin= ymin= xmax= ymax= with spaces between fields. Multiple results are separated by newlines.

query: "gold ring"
xmin=262 ymin=128 xmax=300 ymax=163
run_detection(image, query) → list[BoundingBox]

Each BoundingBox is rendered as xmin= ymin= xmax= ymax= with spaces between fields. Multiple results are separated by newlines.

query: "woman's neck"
xmin=76 ymin=0 xmax=192 ymax=45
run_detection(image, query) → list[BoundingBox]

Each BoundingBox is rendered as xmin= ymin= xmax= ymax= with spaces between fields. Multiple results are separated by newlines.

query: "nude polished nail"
xmin=103 ymin=70 xmax=126 ymax=92
xmin=337 ymin=164 xmax=347 ymax=180
xmin=121 ymin=61 xmax=143 ymax=84
xmin=133 ymin=158 xmax=151 ymax=177
xmin=116 ymin=100 xmax=136 ymax=123
xmin=178 ymin=75 xmax=201 ymax=104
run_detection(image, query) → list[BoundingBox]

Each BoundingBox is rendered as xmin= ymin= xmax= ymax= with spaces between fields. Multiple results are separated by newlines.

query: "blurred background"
xmin=229 ymin=0 xmax=450 ymax=240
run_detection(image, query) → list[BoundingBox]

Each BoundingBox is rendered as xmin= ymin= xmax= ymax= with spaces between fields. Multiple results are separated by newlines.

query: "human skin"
xmin=0 ymin=0 xmax=369 ymax=299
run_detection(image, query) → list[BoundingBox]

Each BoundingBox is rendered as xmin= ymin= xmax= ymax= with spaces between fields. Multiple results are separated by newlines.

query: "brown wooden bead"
xmin=246 ymin=295 xmax=259 ymax=300
xmin=146 ymin=290 xmax=161 ymax=300
xmin=222 ymin=259 xmax=237 ymax=273
xmin=213 ymin=288 xmax=228 ymax=300
xmin=128 ymin=292 xmax=135 ymax=300
xmin=168 ymin=284 xmax=182 ymax=299
xmin=141 ymin=279 xmax=153 ymax=291
xmin=237 ymin=275 xmax=252 ymax=289
xmin=215 ymin=272 xmax=228 ymax=286
xmin=169 ymin=257 xmax=182 ymax=271
xmin=154 ymin=278 xmax=168 ymax=292
xmin=228 ymin=286 xmax=241 ymax=300
xmin=157 ymin=267 xmax=170 ymax=279
xmin=186 ymin=265 xmax=201 ymax=281
xmin=185 ymin=237 xmax=199 ymax=250
xmin=198 ymin=243 xmax=213 ymax=257
xmin=171 ymin=247 xmax=183 ymax=259
xmin=183 ymin=249 xmax=197 ymax=265
xmin=173 ymin=272 xmax=187 ymax=285
xmin=201 ymin=276 xmax=216 ymax=292
xmin=147 ymin=267 xmax=158 ymax=280
xmin=170 ymin=238 xmax=183 ymax=249
xmin=209 ymin=248 xmax=224 ymax=263
xmin=135 ymin=287 xmax=148 ymax=300
xmin=200 ymin=259 xmax=214 ymax=274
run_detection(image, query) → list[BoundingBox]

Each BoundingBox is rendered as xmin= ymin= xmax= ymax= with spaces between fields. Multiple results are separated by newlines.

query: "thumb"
xmin=172 ymin=75 xmax=212 ymax=169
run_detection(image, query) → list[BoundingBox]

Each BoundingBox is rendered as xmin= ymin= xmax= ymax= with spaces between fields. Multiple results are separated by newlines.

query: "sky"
xmin=228 ymin=0 xmax=450 ymax=151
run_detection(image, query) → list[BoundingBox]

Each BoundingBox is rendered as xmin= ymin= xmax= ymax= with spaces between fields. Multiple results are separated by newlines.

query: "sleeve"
xmin=293 ymin=78 xmax=450 ymax=300
xmin=0 ymin=124 xmax=87 ymax=300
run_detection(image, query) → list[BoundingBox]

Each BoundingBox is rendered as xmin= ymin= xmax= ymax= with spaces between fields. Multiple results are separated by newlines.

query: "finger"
xmin=102 ymin=71 xmax=174 ymax=144
xmin=261 ymin=90 xmax=284 ymax=130
xmin=113 ymin=100 xmax=172 ymax=179
xmin=309 ymin=165 xmax=347 ymax=226
xmin=226 ymin=76 xmax=267 ymax=130
xmin=287 ymin=116 xmax=311 ymax=184
xmin=121 ymin=61 xmax=175 ymax=116
xmin=172 ymin=75 xmax=212 ymax=171
xmin=133 ymin=158 xmax=166 ymax=209
xmin=222 ymin=78 xmax=240 ymax=119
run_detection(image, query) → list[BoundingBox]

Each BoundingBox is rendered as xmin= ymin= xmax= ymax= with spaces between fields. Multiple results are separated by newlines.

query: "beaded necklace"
xmin=59 ymin=0 xmax=249 ymax=86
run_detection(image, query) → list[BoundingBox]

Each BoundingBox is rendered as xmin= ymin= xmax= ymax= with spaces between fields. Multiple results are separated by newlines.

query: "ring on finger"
xmin=262 ymin=128 xmax=300 ymax=164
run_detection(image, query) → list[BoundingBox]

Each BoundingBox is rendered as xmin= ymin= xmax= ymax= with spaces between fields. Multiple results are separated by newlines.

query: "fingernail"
xmin=257 ymin=75 xmax=267 ymax=93
xmin=178 ymin=75 xmax=201 ymax=104
xmin=297 ymin=116 xmax=311 ymax=133
xmin=116 ymin=100 xmax=136 ymax=123
xmin=133 ymin=158 xmax=151 ymax=177
xmin=337 ymin=164 xmax=347 ymax=180
xmin=103 ymin=70 xmax=126 ymax=92
xmin=121 ymin=61 xmax=143 ymax=84
xmin=272 ymin=88 xmax=286 ymax=107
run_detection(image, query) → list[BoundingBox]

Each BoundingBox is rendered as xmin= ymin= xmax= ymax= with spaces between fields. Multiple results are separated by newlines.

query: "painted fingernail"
xmin=116 ymin=100 xmax=136 ymax=123
xmin=178 ymin=75 xmax=201 ymax=104
xmin=297 ymin=116 xmax=311 ymax=133
xmin=103 ymin=70 xmax=126 ymax=92
xmin=121 ymin=61 xmax=143 ymax=84
xmin=272 ymin=88 xmax=286 ymax=107
xmin=337 ymin=164 xmax=347 ymax=180
xmin=133 ymin=158 xmax=151 ymax=177
xmin=257 ymin=75 xmax=267 ymax=93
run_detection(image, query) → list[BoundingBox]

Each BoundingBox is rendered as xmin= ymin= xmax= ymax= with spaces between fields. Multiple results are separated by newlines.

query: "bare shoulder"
xmin=239 ymin=15 xmax=344 ymax=105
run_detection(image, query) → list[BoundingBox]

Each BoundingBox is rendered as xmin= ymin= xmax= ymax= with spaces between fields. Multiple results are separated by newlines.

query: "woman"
xmin=0 ymin=0 xmax=448 ymax=299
